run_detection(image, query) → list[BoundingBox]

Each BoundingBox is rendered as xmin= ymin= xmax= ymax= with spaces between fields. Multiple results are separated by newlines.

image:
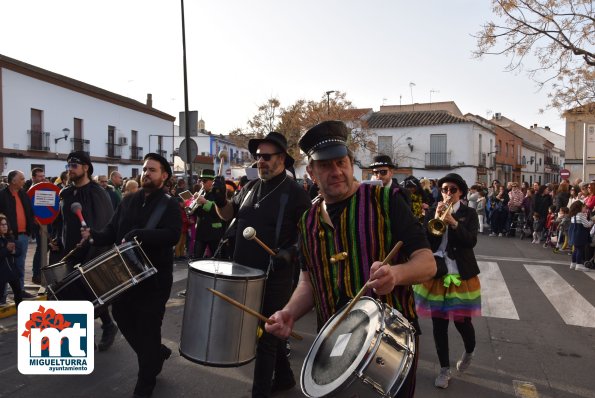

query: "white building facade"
xmin=0 ymin=54 xmax=175 ymax=178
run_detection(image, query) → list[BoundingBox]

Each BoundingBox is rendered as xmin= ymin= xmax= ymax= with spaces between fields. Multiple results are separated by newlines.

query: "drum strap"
xmin=267 ymin=192 xmax=288 ymax=276
xmin=145 ymin=195 xmax=170 ymax=230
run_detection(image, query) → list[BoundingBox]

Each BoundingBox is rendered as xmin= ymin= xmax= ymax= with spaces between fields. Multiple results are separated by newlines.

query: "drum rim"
xmin=189 ymin=259 xmax=266 ymax=280
xmin=301 ymin=297 xmax=381 ymax=396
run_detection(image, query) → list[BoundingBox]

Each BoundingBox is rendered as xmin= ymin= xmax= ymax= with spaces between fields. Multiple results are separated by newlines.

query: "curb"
xmin=0 ymin=294 xmax=47 ymax=320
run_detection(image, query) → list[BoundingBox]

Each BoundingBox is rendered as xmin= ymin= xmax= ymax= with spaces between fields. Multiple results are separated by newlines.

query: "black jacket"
xmin=194 ymin=189 xmax=225 ymax=242
xmin=425 ymin=202 xmax=480 ymax=280
xmin=0 ymin=187 xmax=36 ymax=235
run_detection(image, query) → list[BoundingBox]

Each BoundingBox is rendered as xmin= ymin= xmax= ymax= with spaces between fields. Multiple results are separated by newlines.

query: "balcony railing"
xmin=27 ymin=130 xmax=50 ymax=151
xmin=106 ymin=142 xmax=122 ymax=159
xmin=70 ymin=138 xmax=90 ymax=154
xmin=479 ymin=153 xmax=487 ymax=167
xmin=130 ymin=145 xmax=143 ymax=161
xmin=425 ymin=152 xmax=451 ymax=168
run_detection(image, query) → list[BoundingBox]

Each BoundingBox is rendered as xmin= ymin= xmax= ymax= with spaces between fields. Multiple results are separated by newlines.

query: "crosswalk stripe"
xmin=524 ymin=264 xmax=595 ymax=328
xmin=585 ymin=272 xmax=595 ymax=282
xmin=478 ymin=261 xmax=519 ymax=320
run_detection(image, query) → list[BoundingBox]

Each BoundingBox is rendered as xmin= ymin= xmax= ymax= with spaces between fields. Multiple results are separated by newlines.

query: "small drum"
xmin=302 ymin=297 xmax=416 ymax=398
xmin=41 ymin=261 xmax=74 ymax=286
xmin=47 ymin=241 xmax=156 ymax=309
xmin=179 ymin=259 xmax=265 ymax=367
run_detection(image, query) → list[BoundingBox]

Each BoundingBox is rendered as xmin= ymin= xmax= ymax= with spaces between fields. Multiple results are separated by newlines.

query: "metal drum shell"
xmin=301 ymin=297 xmax=416 ymax=398
xmin=41 ymin=261 xmax=74 ymax=286
xmin=179 ymin=260 xmax=265 ymax=367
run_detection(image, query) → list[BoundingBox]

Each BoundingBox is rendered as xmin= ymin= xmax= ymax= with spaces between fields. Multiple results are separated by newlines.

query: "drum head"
xmin=189 ymin=259 xmax=264 ymax=280
xmin=302 ymin=297 xmax=381 ymax=397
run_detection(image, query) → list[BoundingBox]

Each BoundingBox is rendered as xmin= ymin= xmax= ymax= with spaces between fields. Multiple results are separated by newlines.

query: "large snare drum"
xmin=179 ymin=259 xmax=265 ymax=367
xmin=47 ymin=241 xmax=157 ymax=308
xmin=302 ymin=297 xmax=416 ymax=398
xmin=41 ymin=261 xmax=74 ymax=286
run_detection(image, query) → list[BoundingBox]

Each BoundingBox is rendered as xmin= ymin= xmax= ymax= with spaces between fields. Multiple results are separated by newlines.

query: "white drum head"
xmin=189 ymin=259 xmax=264 ymax=280
xmin=302 ymin=297 xmax=381 ymax=397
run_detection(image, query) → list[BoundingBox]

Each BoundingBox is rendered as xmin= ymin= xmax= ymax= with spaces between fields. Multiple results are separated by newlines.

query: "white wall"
xmin=3 ymin=69 xmax=173 ymax=177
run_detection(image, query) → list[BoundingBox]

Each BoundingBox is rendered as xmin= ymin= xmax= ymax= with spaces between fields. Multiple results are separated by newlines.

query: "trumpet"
xmin=180 ymin=189 xmax=205 ymax=215
xmin=428 ymin=200 xmax=453 ymax=237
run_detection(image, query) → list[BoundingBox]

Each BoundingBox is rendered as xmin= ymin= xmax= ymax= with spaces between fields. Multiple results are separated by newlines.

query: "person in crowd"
xmin=568 ymin=201 xmax=593 ymax=271
xmin=81 ymin=153 xmax=181 ymax=398
xmin=578 ymin=182 xmax=589 ymax=201
xmin=567 ymin=186 xmax=581 ymax=208
xmin=60 ymin=152 xmax=118 ymax=351
xmin=175 ymin=178 xmax=187 ymax=197
xmin=531 ymin=212 xmax=542 ymax=244
xmin=584 ymin=182 xmax=595 ymax=212
xmin=108 ymin=170 xmax=123 ymax=200
xmin=370 ymin=155 xmax=400 ymax=188
xmin=29 ymin=167 xmax=46 ymax=285
xmin=0 ymin=170 xmax=36 ymax=303
xmin=123 ymin=179 xmax=139 ymax=198
xmin=174 ymin=198 xmax=189 ymax=260
xmin=420 ymin=178 xmax=435 ymax=207
xmin=263 ymin=121 xmax=436 ymax=397
xmin=555 ymin=181 xmax=570 ymax=210
xmin=507 ymin=182 xmax=524 ymax=237
xmin=553 ymin=206 xmax=570 ymax=253
xmin=96 ymin=175 xmax=120 ymax=209
xmin=0 ymin=214 xmax=23 ymax=307
xmin=489 ymin=185 xmax=507 ymax=237
xmin=476 ymin=190 xmax=486 ymax=234
xmin=402 ymin=176 xmax=428 ymax=220
xmin=214 ymin=132 xmax=311 ymax=397
xmin=467 ymin=185 xmax=480 ymax=210
xmin=414 ymin=173 xmax=481 ymax=389
xmin=533 ymin=185 xmax=553 ymax=242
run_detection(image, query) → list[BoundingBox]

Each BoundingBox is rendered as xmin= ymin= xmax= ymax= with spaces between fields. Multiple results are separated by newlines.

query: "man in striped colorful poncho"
xmin=266 ymin=120 xmax=436 ymax=398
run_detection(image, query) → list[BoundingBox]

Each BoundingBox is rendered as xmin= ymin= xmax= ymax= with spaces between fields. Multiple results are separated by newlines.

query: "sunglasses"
xmin=0 ymin=223 xmax=7 ymax=226
xmin=65 ymin=162 xmax=81 ymax=170
xmin=253 ymin=152 xmax=281 ymax=161
xmin=441 ymin=186 xmax=459 ymax=194
xmin=372 ymin=170 xmax=389 ymax=176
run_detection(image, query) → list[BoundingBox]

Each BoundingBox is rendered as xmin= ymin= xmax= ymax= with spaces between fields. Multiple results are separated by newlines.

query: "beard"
xmin=142 ymin=177 xmax=162 ymax=193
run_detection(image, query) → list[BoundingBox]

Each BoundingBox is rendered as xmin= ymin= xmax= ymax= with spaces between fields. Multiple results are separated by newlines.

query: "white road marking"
xmin=173 ymin=267 xmax=188 ymax=283
xmin=477 ymin=254 xmax=567 ymax=266
xmin=478 ymin=261 xmax=519 ymax=320
xmin=524 ymin=264 xmax=595 ymax=328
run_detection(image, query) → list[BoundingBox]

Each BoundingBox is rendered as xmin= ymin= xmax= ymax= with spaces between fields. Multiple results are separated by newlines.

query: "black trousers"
xmin=252 ymin=266 xmax=293 ymax=398
xmin=194 ymin=240 xmax=219 ymax=259
xmin=432 ymin=317 xmax=475 ymax=368
xmin=112 ymin=274 xmax=172 ymax=383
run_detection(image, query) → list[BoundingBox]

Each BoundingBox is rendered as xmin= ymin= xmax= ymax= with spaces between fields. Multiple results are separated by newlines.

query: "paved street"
xmin=1 ymin=234 xmax=595 ymax=397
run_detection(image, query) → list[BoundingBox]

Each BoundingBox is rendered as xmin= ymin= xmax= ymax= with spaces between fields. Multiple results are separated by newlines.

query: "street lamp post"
xmin=54 ymin=128 xmax=70 ymax=153
xmin=325 ymin=90 xmax=336 ymax=115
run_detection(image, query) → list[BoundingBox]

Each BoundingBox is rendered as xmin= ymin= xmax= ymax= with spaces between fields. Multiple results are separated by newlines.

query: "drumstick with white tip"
xmin=207 ymin=288 xmax=303 ymax=340
xmin=243 ymin=227 xmax=276 ymax=256
xmin=329 ymin=241 xmax=404 ymax=335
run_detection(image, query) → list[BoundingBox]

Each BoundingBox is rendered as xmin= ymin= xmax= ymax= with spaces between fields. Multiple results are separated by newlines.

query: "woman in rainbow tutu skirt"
xmin=413 ymin=173 xmax=481 ymax=389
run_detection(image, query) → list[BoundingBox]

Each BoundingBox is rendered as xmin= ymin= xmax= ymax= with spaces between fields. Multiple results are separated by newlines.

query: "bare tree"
xmin=246 ymin=97 xmax=281 ymax=138
xmin=474 ymin=0 xmax=595 ymax=111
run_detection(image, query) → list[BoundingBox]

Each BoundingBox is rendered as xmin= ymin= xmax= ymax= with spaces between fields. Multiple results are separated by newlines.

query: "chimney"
xmin=545 ymin=126 xmax=550 ymax=131
xmin=533 ymin=123 xmax=537 ymax=128
xmin=146 ymin=93 xmax=153 ymax=107
xmin=494 ymin=112 xmax=501 ymax=120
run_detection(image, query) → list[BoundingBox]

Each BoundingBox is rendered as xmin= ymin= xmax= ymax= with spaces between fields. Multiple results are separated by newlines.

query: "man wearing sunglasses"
xmin=214 ymin=131 xmax=310 ymax=397
xmin=370 ymin=154 xmax=399 ymax=187
xmin=414 ymin=173 xmax=481 ymax=389
xmin=60 ymin=151 xmax=119 ymax=351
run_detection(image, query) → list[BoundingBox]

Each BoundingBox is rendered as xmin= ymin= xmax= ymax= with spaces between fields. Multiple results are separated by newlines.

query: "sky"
xmin=0 ymin=0 xmax=567 ymax=135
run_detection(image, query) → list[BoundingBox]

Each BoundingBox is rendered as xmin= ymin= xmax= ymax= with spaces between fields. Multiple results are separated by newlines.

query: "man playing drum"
xmin=60 ymin=151 xmax=118 ymax=351
xmin=214 ymin=132 xmax=311 ymax=397
xmin=81 ymin=153 xmax=181 ymax=398
xmin=265 ymin=121 xmax=436 ymax=397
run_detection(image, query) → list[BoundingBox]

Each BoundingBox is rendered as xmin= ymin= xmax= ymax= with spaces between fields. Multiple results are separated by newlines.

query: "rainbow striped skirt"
xmin=413 ymin=274 xmax=481 ymax=319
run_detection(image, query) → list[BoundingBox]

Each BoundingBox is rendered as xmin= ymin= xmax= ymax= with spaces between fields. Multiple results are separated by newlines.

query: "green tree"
xmin=474 ymin=0 xmax=595 ymax=111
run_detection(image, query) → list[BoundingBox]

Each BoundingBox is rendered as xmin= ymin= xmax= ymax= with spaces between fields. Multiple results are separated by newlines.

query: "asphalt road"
xmin=1 ymin=234 xmax=595 ymax=398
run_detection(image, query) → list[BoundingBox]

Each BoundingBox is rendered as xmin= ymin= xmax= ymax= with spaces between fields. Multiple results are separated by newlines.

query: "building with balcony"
xmin=365 ymin=108 xmax=496 ymax=185
xmin=0 ymin=54 xmax=175 ymax=178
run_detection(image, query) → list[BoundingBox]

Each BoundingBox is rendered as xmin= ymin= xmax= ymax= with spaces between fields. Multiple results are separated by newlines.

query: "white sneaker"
xmin=434 ymin=367 xmax=451 ymax=389
xmin=570 ymin=263 xmax=576 ymax=270
xmin=489 ymin=233 xmax=497 ymax=237
xmin=498 ymin=233 xmax=503 ymax=237
xmin=456 ymin=351 xmax=474 ymax=372
xmin=575 ymin=264 xmax=591 ymax=272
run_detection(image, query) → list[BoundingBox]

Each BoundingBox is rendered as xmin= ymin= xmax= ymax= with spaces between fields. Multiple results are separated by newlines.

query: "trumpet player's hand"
xmin=197 ymin=196 xmax=207 ymax=205
xmin=368 ymin=261 xmax=397 ymax=295
xmin=435 ymin=201 xmax=448 ymax=218
xmin=442 ymin=211 xmax=458 ymax=226
xmin=212 ymin=176 xmax=227 ymax=207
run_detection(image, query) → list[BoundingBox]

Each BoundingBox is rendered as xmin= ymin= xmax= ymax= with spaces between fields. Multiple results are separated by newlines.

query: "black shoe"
xmin=177 ymin=290 xmax=186 ymax=298
xmin=98 ymin=323 xmax=118 ymax=351
xmin=271 ymin=371 xmax=296 ymax=395
xmin=32 ymin=275 xmax=41 ymax=285
xmin=21 ymin=291 xmax=36 ymax=299
xmin=157 ymin=344 xmax=172 ymax=375
xmin=133 ymin=377 xmax=156 ymax=398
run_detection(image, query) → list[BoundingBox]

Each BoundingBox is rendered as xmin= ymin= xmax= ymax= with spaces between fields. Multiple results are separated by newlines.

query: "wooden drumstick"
xmin=243 ymin=227 xmax=276 ymax=256
xmin=329 ymin=241 xmax=404 ymax=334
xmin=217 ymin=150 xmax=227 ymax=176
xmin=207 ymin=288 xmax=303 ymax=340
